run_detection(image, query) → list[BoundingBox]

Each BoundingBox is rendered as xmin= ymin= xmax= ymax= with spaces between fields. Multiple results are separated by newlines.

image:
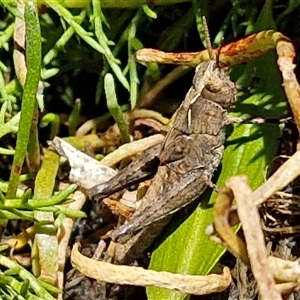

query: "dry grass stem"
xmin=226 ymin=176 xmax=282 ymax=300
xmin=71 ymin=243 xmax=231 ymax=295
xmin=101 ymin=134 xmax=164 ymax=166
xmin=253 ymin=150 xmax=300 ymax=206
xmin=57 ymin=188 xmax=86 ymax=299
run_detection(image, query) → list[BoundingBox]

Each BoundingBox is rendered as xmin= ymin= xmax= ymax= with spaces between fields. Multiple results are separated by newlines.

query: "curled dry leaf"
xmin=133 ymin=118 xmax=166 ymax=132
xmin=136 ymin=30 xmax=289 ymax=67
xmin=71 ymin=243 xmax=231 ymax=295
xmin=103 ymin=198 xmax=134 ymax=220
xmin=268 ymin=256 xmax=300 ymax=284
xmin=213 ymin=186 xmax=249 ymax=265
xmin=128 ymin=108 xmax=169 ymax=125
xmin=51 ymin=137 xmax=117 ymax=189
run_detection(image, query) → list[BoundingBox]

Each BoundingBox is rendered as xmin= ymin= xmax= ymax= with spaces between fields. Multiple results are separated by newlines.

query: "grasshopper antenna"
xmin=202 ymin=16 xmax=215 ymax=61
xmin=216 ymin=43 xmax=223 ymax=68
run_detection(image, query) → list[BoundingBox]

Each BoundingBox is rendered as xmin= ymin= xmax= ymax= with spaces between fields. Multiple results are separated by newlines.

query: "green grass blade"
xmin=128 ymin=10 xmax=143 ymax=108
xmin=32 ymin=149 xmax=60 ymax=284
xmin=7 ymin=1 xmax=41 ymax=198
xmin=68 ymin=99 xmax=81 ymax=136
xmin=105 ymin=73 xmax=130 ymax=143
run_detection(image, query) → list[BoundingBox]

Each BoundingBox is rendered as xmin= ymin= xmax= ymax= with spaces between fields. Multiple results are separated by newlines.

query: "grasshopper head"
xmin=194 ymin=61 xmax=237 ymax=109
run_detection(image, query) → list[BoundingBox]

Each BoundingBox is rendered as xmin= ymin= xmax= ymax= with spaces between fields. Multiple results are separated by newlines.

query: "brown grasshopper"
xmin=89 ymin=59 xmax=237 ymax=250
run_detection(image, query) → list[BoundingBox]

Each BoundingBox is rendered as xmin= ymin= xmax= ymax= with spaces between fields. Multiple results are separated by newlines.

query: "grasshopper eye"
xmin=204 ymin=77 xmax=222 ymax=92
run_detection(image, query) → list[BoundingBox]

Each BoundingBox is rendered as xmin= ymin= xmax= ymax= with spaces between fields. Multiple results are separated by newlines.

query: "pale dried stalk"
xmin=57 ymin=189 xmax=86 ymax=299
xmin=71 ymin=243 xmax=231 ymax=295
xmin=276 ymin=38 xmax=300 ymax=135
xmin=139 ymin=66 xmax=191 ymax=107
xmin=253 ymin=150 xmax=300 ymax=206
xmin=226 ymin=176 xmax=282 ymax=300
xmin=76 ymin=109 xmax=169 ymax=137
xmin=135 ymin=31 xmax=289 ymax=67
xmin=101 ymin=134 xmax=164 ymax=166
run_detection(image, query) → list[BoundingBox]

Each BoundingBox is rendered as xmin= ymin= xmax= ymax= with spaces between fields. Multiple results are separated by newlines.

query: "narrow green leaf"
xmin=0 ymin=148 xmax=15 ymax=155
xmin=127 ymin=10 xmax=143 ymax=108
xmin=32 ymin=149 xmax=60 ymax=284
xmin=140 ymin=0 xmax=157 ymax=19
xmin=105 ymin=73 xmax=130 ymax=143
xmin=7 ymin=2 xmax=41 ymax=198
xmin=0 ymin=112 xmax=20 ymax=139
xmin=0 ymin=209 xmax=34 ymax=220
xmin=68 ymin=98 xmax=81 ymax=136
xmin=40 ymin=113 xmax=60 ymax=140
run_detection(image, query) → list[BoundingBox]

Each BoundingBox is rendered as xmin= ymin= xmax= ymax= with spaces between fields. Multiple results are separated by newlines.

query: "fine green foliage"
xmin=0 ymin=254 xmax=57 ymax=300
